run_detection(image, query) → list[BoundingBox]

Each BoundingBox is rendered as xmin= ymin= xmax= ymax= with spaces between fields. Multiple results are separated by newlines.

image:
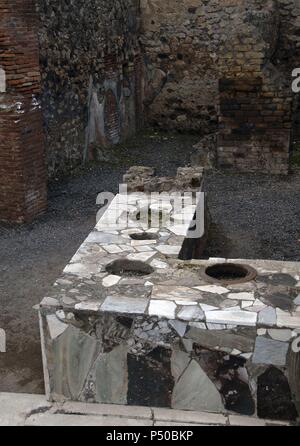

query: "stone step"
xmin=0 ymin=393 xmax=291 ymax=426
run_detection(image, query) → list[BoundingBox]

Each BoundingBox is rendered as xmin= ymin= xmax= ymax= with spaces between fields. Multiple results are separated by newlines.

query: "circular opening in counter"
xmin=130 ymin=232 xmax=159 ymax=241
xmin=205 ymin=263 xmax=257 ymax=285
xmin=106 ymin=259 xmax=154 ymax=277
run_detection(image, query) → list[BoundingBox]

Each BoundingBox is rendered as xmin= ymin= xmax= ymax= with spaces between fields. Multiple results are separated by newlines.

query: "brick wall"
xmin=0 ymin=0 xmax=299 ymax=223
xmin=0 ymin=0 xmax=47 ymax=222
xmin=140 ymin=0 xmax=299 ymax=174
xmin=218 ymin=78 xmax=291 ymax=174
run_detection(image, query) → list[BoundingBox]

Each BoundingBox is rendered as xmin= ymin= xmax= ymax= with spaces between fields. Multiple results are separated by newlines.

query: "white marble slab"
xmin=148 ymin=300 xmax=176 ymax=319
xmin=206 ymin=310 xmax=257 ymax=327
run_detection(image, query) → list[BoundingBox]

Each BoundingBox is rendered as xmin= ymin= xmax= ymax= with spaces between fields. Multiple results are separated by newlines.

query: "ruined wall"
xmin=141 ymin=0 xmax=299 ymax=174
xmin=276 ymin=0 xmax=300 ymax=141
xmin=36 ymin=0 xmax=143 ymax=177
xmin=0 ymin=0 xmax=47 ymax=223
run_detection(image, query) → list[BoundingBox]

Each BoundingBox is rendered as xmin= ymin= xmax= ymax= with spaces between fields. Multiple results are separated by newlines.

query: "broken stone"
xmin=171 ymin=349 xmax=190 ymax=382
xmin=268 ymin=329 xmax=292 ymax=342
xmin=127 ymin=252 xmax=155 ymax=262
xmin=220 ymin=299 xmax=239 ymax=309
xmin=102 ymin=275 xmax=121 ymax=288
xmin=51 ymin=325 xmax=102 ymax=400
xmin=228 ymin=293 xmax=255 ymax=301
xmin=206 ymin=310 xmax=257 ymax=327
xmin=200 ymin=304 xmax=219 ymax=312
xmin=155 ymin=245 xmax=182 ymax=255
xmin=168 ymin=320 xmax=187 ymax=337
xmin=149 ymin=300 xmax=176 ymax=319
xmin=276 ymin=309 xmax=300 ymax=329
xmin=177 ymin=306 xmax=205 ymax=322
xmin=127 ymin=347 xmax=174 ymax=408
xmin=172 ymin=360 xmax=224 ymax=413
xmin=242 ymin=301 xmax=253 ymax=309
xmin=258 ymin=306 xmax=277 ymax=326
xmin=151 ymin=285 xmax=202 ymax=302
xmin=262 ymin=292 xmax=295 ymax=311
xmin=189 ymin=322 xmax=207 ymax=330
xmin=101 ymin=296 xmax=148 ymax=315
xmin=252 ymin=336 xmax=289 ymax=366
xmin=75 ymin=302 xmax=101 ymax=312
xmin=46 ymin=315 xmax=68 ymax=340
xmin=150 ymin=259 xmax=169 ymax=269
xmin=294 ymin=295 xmax=300 ymax=305
xmin=40 ymin=297 xmax=59 ymax=307
xmin=258 ymin=274 xmax=297 ymax=287
xmin=257 ymin=366 xmax=298 ymax=421
xmin=193 ymin=285 xmax=229 ymax=295
xmin=206 ymin=323 xmax=228 ymax=330
xmin=186 ymin=327 xmax=255 ymax=353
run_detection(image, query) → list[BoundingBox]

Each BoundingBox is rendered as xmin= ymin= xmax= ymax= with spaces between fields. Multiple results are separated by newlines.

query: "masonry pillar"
xmin=0 ymin=0 xmax=47 ymax=223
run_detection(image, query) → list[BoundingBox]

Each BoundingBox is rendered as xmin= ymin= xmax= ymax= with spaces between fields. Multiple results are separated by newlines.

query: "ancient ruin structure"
xmin=38 ymin=179 xmax=300 ymax=421
xmin=1 ymin=0 xmax=300 ymax=221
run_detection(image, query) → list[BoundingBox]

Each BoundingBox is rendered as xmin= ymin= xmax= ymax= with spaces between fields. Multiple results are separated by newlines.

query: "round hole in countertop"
xmin=204 ymin=263 xmax=257 ymax=285
xmin=106 ymin=259 xmax=155 ymax=277
xmin=129 ymin=232 xmax=159 ymax=241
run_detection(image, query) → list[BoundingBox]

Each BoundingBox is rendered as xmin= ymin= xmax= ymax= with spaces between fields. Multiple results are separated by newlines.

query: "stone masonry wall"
xmin=140 ymin=0 xmax=300 ymax=174
xmin=0 ymin=0 xmax=47 ymax=223
xmin=276 ymin=0 xmax=300 ymax=141
xmin=1 ymin=0 xmax=299 ymax=222
xmin=36 ymin=0 xmax=143 ymax=177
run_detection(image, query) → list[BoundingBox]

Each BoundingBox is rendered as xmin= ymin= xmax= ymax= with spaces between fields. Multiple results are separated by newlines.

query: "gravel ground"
xmin=0 ymin=130 xmax=299 ymax=394
xmin=203 ymin=171 xmax=300 ymax=261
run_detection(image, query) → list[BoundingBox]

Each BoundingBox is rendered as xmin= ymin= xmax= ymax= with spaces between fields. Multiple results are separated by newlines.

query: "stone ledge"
xmin=60 ymin=401 xmax=152 ymax=420
xmin=25 ymin=413 xmax=153 ymax=427
xmin=0 ymin=393 xmax=292 ymax=426
xmin=152 ymin=407 xmax=227 ymax=426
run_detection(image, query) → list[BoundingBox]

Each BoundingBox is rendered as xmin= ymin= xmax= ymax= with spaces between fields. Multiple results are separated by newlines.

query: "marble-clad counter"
xmin=38 ymin=191 xmax=300 ymax=422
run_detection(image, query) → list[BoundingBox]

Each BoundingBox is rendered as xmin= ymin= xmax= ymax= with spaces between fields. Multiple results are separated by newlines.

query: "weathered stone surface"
xmin=294 ymin=295 xmax=300 ymax=305
xmin=172 ymin=360 xmax=224 ymax=413
xmin=128 ymin=347 xmax=174 ymax=408
xmin=177 ymin=306 xmax=205 ymax=322
xmin=195 ymin=350 xmax=255 ymax=416
xmin=141 ymin=0 xmax=297 ymax=174
xmin=258 ymin=307 xmax=277 ymax=326
xmin=51 ymin=325 xmax=102 ymax=400
xmin=257 ymin=367 xmax=298 ymax=421
xmin=268 ymin=329 xmax=293 ymax=342
xmin=149 ymin=300 xmax=176 ymax=319
xmin=228 ymin=293 xmax=255 ymax=301
xmin=252 ymin=337 xmax=289 ymax=366
xmin=276 ymin=309 xmax=300 ymax=329
xmin=258 ymin=274 xmax=297 ymax=287
xmin=155 ymin=245 xmax=182 ymax=256
xmin=194 ymin=285 xmax=229 ymax=295
xmin=151 ymin=285 xmax=202 ymax=302
xmin=206 ymin=310 xmax=257 ymax=327
xmin=171 ymin=349 xmax=190 ymax=382
xmin=262 ymin=293 xmax=295 ymax=311
xmin=103 ymin=275 xmax=121 ymax=288
xmin=0 ymin=393 xmax=52 ymax=426
xmin=85 ymin=232 xmax=124 ymax=245
xmin=168 ymin=320 xmax=187 ymax=338
xmin=46 ymin=315 xmax=68 ymax=340
xmin=94 ymin=345 xmax=128 ymax=404
xmin=186 ymin=328 xmax=255 ymax=353
xmin=101 ymin=296 xmax=148 ymax=315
